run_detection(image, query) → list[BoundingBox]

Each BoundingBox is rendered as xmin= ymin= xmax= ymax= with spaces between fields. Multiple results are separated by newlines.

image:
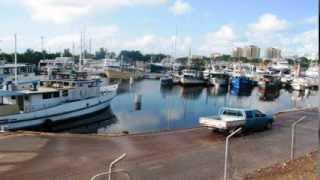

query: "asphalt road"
xmin=0 ymin=109 xmax=318 ymax=180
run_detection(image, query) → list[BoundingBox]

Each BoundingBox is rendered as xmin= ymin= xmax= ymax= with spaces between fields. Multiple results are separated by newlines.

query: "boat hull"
xmin=0 ymin=93 xmax=115 ymax=130
xmin=105 ymin=69 xmax=143 ymax=80
xmin=180 ymin=77 xmax=205 ymax=86
xmin=231 ymin=77 xmax=252 ymax=89
xmin=160 ymin=78 xmax=174 ymax=86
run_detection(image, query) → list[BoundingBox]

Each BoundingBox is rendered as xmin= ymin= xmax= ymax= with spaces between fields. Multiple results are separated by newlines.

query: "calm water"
xmin=34 ymin=79 xmax=319 ymax=134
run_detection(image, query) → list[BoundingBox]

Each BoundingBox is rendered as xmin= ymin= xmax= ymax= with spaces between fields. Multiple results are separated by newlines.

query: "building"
xmin=243 ymin=45 xmax=260 ymax=59
xmin=232 ymin=47 xmax=244 ymax=58
xmin=266 ymin=47 xmax=281 ymax=59
xmin=210 ymin=52 xmax=221 ymax=58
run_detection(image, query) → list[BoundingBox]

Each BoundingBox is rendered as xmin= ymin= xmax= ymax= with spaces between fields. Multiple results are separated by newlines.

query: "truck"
xmin=199 ymin=108 xmax=274 ymax=133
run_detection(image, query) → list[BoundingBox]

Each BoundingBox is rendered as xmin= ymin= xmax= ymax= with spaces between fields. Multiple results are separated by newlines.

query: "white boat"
xmin=180 ymin=69 xmax=205 ymax=86
xmin=305 ymin=65 xmax=319 ymax=79
xmin=271 ymin=60 xmax=290 ymax=72
xmin=280 ymin=74 xmax=294 ymax=85
xmin=291 ymin=77 xmax=308 ymax=90
xmin=208 ymin=72 xmax=229 ymax=87
xmin=38 ymin=57 xmax=76 ymax=75
xmin=0 ymin=75 xmax=118 ymax=130
xmin=0 ymin=63 xmax=38 ymax=89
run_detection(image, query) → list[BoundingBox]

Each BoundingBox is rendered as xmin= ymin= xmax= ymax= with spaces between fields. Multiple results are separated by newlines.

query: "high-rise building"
xmin=266 ymin=47 xmax=281 ymax=59
xmin=232 ymin=47 xmax=244 ymax=57
xmin=244 ymin=45 xmax=260 ymax=59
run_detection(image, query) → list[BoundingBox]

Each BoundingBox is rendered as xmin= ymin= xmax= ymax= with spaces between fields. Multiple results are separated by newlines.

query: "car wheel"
xmin=265 ymin=122 xmax=273 ymax=130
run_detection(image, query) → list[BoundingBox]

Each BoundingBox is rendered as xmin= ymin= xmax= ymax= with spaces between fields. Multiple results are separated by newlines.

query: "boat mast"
xmin=14 ymin=34 xmax=18 ymax=85
xmin=79 ymin=32 xmax=83 ymax=72
xmin=41 ymin=36 xmax=45 ymax=60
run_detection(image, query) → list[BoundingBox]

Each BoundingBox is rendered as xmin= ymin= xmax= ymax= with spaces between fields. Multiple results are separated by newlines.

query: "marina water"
xmin=33 ymin=79 xmax=319 ymax=134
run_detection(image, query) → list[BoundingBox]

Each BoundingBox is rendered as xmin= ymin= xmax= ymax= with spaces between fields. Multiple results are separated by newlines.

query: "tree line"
xmin=0 ymin=48 xmax=317 ymax=69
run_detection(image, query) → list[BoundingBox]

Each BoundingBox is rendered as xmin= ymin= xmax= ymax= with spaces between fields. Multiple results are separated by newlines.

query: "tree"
xmin=95 ymin=48 xmax=107 ymax=59
xmin=118 ymin=50 xmax=144 ymax=63
xmin=297 ymin=57 xmax=310 ymax=69
xmin=63 ymin=49 xmax=72 ymax=57
xmin=190 ymin=57 xmax=206 ymax=70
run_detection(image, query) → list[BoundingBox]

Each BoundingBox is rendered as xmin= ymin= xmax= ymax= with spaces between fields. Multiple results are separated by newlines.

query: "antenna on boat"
xmin=14 ymin=33 xmax=18 ymax=85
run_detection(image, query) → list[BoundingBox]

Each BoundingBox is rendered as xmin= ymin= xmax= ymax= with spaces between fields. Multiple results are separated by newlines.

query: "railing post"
xmin=291 ymin=116 xmax=306 ymax=160
xmin=0 ymin=125 xmax=8 ymax=133
xmin=108 ymin=153 xmax=127 ymax=180
xmin=224 ymin=128 xmax=242 ymax=180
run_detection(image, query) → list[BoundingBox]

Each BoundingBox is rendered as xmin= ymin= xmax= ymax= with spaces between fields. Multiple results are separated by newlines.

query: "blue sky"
xmin=0 ymin=0 xmax=318 ymax=58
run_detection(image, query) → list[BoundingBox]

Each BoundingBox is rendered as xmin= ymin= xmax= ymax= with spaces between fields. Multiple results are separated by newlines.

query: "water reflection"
xmin=206 ymin=86 xmax=228 ymax=97
xmin=160 ymin=85 xmax=180 ymax=98
xmin=30 ymin=107 xmax=117 ymax=133
xmin=180 ymin=86 xmax=204 ymax=100
xmin=27 ymin=80 xmax=320 ymax=134
xmin=230 ymin=87 xmax=254 ymax=97
xmin=258 ymin=87 xmax=281 ymax=101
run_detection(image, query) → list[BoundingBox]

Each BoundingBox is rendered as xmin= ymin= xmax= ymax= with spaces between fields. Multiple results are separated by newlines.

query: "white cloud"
xmin=244 ymin=14 xmax=318 ymax=58
xmin=248 ymin=13 xmax=289 ymax=33
xmin=169 ymin=0 xmax=191 ymax=15
xmin=43 ymin=27 xmax=192 ymax=56
xmin=45 ymin=25 xmax=119 ymax=52
xmin=123 ymin=34 xmax=192 ymax=56
xmin=303 ymin=15 xmax=318 ymax=25
xmin=23 ymin=0 xmax=168 ymax=24
xmin=199 ymin=25 xmax=237 ymax=54
xmin=291 ymin=29 xmax=319 ymax=58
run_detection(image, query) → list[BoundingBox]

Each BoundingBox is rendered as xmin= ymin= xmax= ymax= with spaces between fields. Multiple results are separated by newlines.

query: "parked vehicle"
xmin=199 ymin=107 xmax=273 ymax=133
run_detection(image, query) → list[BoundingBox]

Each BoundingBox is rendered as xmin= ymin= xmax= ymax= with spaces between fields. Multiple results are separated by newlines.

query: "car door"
xmin=244 ymin=110 xmax=255 ymax=130
xmin=253 ymin=110 xmax=268 ymax=130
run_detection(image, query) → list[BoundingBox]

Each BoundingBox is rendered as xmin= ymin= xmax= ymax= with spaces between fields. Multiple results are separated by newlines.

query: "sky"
xmin=0 ymin=0 xmax=318 ymax=58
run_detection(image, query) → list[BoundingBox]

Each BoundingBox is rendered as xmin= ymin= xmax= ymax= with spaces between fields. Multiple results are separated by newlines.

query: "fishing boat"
xmin=230 ymin=75 xmax=253 ymax=89
xmin=104 ymin=58 xmax=143 ymax=80
xmin=258 ymin=74 xmax=282 ymax=89
xmin=0 ymin=73 xmax=118 ymax=130
xmin=208 ymin=72 xmax=229 ymax=87
xmin=291 ymin=77 xmax=308 ymax=91
xmin=180 ymin=69 xmax=205 ymax=86
xmin=160 ymin=75 xmax=173 ymax=86
xmin=0 ymin=62 xmax=38 ymax=89
xmin=305 ymin=64 xmax=319 ymax=79
xmin=270 ymin=60 xmax=290 ymax=72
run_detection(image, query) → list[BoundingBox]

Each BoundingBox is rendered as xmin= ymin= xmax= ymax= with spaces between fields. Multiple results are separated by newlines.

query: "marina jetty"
xmin=0 ymin=108 xmax=317 ymax=180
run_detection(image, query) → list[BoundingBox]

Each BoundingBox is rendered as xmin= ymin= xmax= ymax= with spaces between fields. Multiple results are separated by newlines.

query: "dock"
xmin=0 ymin=108 xmax=318 ymax=180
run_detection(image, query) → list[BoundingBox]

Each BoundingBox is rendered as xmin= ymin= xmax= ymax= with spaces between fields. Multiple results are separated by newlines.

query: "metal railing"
xmin=224 ymin=128 xmax=242 ymax=180
xmin=90 ymin=153 xmax=131 ymax=180
xmin=291 ymin=116 xmax=306 ymax=160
